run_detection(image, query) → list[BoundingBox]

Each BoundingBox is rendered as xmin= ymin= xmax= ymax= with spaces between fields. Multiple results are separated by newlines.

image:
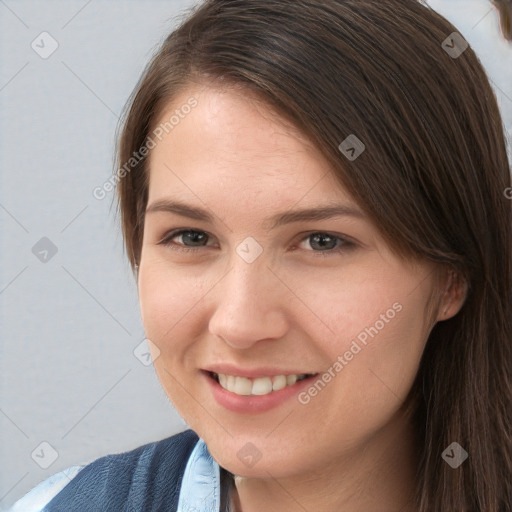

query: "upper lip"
xmin=202 ymin=364 xmax=317 ymax=379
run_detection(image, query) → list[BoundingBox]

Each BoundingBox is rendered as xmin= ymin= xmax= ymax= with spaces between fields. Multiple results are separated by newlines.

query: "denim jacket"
xmin=9 ymin=429 xmax=227 ymax=512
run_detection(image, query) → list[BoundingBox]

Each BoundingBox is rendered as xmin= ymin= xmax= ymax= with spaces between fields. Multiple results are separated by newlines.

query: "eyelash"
xmin=157 ymin=229 xmax=355 ymax=256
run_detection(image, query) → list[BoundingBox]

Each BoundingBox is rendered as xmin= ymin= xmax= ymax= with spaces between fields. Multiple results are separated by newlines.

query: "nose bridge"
xmin=223 ymin=234 xmax=276 ymax=301
xmin=208 ymin=247 xmax=288 ymax=348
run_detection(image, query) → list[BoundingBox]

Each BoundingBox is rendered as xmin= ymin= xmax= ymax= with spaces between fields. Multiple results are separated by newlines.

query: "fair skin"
xmin=137 ymin=84 xmax=466 ymax=512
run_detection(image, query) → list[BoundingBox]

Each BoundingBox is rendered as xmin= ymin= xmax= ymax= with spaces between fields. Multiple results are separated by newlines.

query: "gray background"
xmin=1 ymin=0 xmax=510 ymax=509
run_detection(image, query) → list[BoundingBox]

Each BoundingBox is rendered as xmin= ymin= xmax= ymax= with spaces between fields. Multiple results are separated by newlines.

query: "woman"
xmin=10 ymin=0 xmax=511 ymax=510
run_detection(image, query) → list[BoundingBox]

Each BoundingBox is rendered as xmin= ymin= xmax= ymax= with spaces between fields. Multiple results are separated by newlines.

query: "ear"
xmin=436 ymin=269 xmax=468 ymax=322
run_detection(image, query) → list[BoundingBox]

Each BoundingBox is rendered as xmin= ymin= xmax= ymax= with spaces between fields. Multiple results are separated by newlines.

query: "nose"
xmin=208 ymin=256 xmax=289 ymax=350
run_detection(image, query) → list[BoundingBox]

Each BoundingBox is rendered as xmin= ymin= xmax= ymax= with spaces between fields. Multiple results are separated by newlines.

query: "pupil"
xmin=312 ymin=233 xmax=336 ymax=250
xmin=184 ymin=231 xmax=206 ymax=246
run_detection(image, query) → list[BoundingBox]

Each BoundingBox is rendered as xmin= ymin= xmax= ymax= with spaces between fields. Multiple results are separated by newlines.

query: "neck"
xmin=228 ymin=409 xmax=419 ymax=512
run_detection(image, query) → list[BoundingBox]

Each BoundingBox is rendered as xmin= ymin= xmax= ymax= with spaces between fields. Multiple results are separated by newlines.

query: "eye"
xmin=157 ymin=229 xmax=355 ymax=256
xmin=295 ymin=232 xmax=355 ymax=256
xmin=157 ymin=229 xmax=214 ymax=253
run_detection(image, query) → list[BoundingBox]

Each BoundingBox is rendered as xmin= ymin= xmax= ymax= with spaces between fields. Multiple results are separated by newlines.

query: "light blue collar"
xmin=177 ymin=437 xmax=221 ymax=512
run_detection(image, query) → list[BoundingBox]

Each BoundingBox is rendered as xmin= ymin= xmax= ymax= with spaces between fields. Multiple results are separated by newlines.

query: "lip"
xmin=202 ymin=363 xmax=316 ymax=379
xmin=201 ymin=370 xmax=318 ymax=413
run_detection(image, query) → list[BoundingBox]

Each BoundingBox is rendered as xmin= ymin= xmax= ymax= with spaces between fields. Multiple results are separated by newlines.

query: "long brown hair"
xmin=115 ymin=0 xmax=512 ymax=509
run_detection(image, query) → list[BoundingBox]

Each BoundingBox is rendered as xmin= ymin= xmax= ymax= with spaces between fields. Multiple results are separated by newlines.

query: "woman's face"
xmin=138 ymin=85 xmax=444 ymax=479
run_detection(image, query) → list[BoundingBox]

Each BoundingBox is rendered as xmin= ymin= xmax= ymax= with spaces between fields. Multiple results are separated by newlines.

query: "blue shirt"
xmin=8 ymin=437 xmax=222 ymax=512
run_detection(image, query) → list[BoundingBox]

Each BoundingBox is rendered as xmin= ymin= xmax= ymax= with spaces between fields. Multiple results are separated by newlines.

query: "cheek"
xmin=290 ymin=267 xmax=405 ymax=357
xmin=304 ymin=302 xmax=428 ymax=440
xmin=331 ymin=291 xmax=429 ymax=411
xmin=138 ymin=263 xmax=205 ymax=349
xmin=306 ymin=268 xmax=430 ymax=388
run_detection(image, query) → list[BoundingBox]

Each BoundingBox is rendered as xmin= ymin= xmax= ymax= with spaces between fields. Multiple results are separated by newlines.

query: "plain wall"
xmin=1 ymin=0 xmax=510 ymax=509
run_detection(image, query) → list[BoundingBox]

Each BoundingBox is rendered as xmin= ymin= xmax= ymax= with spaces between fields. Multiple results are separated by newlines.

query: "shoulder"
xmin=8 ymin=429 xmax=199 ymax=512
xmin=8 ymin=465 xmax=84 ymax=512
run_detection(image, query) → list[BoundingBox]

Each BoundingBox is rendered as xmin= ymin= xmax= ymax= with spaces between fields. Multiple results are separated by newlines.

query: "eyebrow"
xmin=145 ymin=199 xmax=366 ymax=230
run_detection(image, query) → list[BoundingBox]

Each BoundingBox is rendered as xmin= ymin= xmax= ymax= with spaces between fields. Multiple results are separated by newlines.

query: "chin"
xmin=219 ymin=457 xmax=292 ymax=480
xmin=205 ymin=435 xmax=298 ymax=479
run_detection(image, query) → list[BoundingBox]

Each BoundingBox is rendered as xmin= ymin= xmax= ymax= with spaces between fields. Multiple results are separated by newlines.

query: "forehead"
xmin=147 ymin=85 xmax=358 ymax=213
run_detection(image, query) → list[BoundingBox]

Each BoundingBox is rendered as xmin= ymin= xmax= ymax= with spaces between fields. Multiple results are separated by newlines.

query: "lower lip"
xmin=202 ymin=370 xmax=318 ymax=413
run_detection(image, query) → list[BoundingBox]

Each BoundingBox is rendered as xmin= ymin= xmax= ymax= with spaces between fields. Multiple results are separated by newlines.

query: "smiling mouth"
xmin=207 ymin=371 xmax=318 ymax=397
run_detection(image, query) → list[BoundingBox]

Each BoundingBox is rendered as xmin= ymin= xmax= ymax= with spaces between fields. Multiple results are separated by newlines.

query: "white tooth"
xmin=233 ymin=376 xmax=253 ymax=395
xmin=216 ymin=373 xmax=306 ymax=396
xmin=286 ymin=374 xmax=297 ymax=386
xmin=251 ymin=377 xmax=273 ymax=395
xmin=272 ymin=375 xmax=287 ymax=391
